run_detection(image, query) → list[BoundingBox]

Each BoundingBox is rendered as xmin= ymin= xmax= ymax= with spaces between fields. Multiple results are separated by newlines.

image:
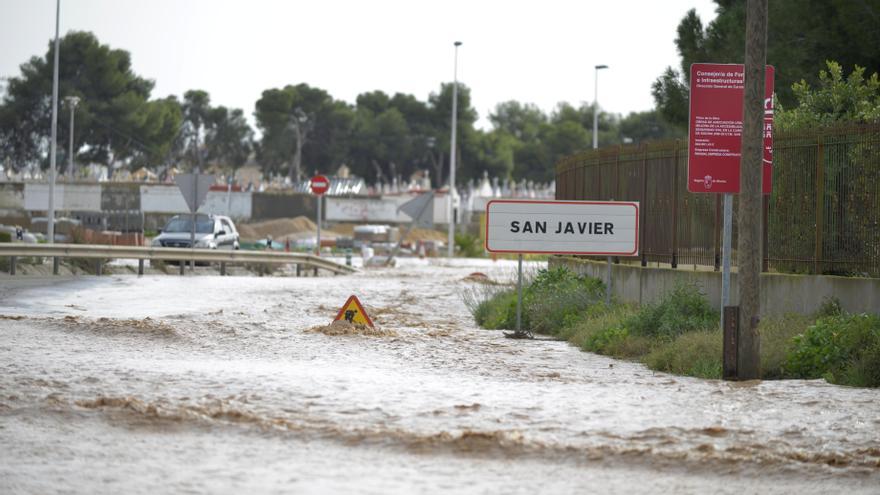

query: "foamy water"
xmin=1 ymin=259 xmax=878 ymax=494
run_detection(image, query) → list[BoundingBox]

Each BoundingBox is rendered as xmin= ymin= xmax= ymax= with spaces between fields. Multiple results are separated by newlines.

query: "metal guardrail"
xmin=0 ymin=243 xmax=357 ymax=276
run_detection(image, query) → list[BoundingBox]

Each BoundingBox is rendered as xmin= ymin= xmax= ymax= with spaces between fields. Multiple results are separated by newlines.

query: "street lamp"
xmin=593 ymin=64 xmax=608 ymax=150
xmin=47 ymin=0 xmax=61 ymax=244
xmin=447 ymin=40 xmax=462 ymax=258
xmin=65 ymin=96 xmax=80 ymax=180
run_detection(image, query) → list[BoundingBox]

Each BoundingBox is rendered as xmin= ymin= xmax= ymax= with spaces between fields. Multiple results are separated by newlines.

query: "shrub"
xmin=623 ymin=283 xmax=718 ymax=340
xmin=566 ymin=304 xmax=649 ymax=358
xmin=522 ymin=267 xmax=605 ymax=335
xmin=785 ymin=313 xmax=880 ymax=387
xmin=0 ymin=231 xmax=11 ymax=242
xmin=759 ymin=313 xmax=813 ymax=379
xmin=644 ymin=330 xmax=723 ymax=379
xmin=454 ymin=233 xmax=484 ymax=258
xmin=464 ymin=284 xmax=518 ymax=330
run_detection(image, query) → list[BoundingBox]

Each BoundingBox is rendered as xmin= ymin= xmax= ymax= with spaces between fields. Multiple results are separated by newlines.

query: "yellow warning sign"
xmin=333 ymin=295 xmax=374 ymax=328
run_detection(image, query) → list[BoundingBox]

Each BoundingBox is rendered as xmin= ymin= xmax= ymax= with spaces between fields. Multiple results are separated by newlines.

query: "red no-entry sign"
xmin=688 ymin=63 xmax=774 ymax=194
xmin=310 ymin=175 xmax=329 ymax=195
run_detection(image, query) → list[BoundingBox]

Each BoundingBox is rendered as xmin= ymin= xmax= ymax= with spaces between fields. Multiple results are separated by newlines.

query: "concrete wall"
xmin=140 ymin=185 xmax=252 ymax=219
xmin=24 ymin=183 xmax=102 ymax=211
xmin=251 ymin=192 xmax=315 ymax=220
xmin=326 ymin=194 xmax=452 ymax=224
xmin=552 ymin=256 xmax=880 ymax=316
xmin=0 ymin=182 xmax=25 ymax=211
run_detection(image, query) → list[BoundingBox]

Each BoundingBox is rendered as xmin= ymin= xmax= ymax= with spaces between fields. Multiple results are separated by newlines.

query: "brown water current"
xmin=1 ymin=259 xmax=878 ymax=494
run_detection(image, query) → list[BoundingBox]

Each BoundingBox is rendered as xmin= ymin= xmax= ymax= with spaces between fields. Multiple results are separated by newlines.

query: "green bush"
xmin=623 ymin=283 xmax=718 ymax=340
xmin=759 ymin=314 xmax=813 ymax=379
xmin=785 ymin=313 xmax=880 ymax=386
xmin=644 ymin=330 xmax=723 ymax=379
xmin=465 ymin=286 xmax=518 ymax=330
xmin=454 ymin=233 xmax=484 ymax=258
xmin=522 ymin=267 xmax=605 ymax=335
xmin=0 ymin=232 xmax=11 ymax=242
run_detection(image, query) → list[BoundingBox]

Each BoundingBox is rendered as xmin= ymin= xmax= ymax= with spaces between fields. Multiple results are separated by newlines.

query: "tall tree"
xmin=181 ymin=89 xmax=211 ymax=169
xmin=254 ymin=83 xmax=352 ymax=180
xmin=0 ymin=31 xmax=181 ymax=172
xmin=205 ymin=106 xmax=254 ymax=169
xmin=653 ymin=0 xmax=880 ymax=128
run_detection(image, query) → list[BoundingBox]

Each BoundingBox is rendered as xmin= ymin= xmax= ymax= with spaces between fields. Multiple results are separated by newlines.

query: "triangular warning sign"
xmin=333 ymin=295 xmax=374 ymax=328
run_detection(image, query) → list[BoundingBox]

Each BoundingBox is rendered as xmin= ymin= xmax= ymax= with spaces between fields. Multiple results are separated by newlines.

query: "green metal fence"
xmin=555 ymin=124 xmax=880 ymax=277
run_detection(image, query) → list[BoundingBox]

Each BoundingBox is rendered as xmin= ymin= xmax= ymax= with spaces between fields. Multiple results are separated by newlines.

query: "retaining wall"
xmin=551 ymin=256 xmax=880 ymax=316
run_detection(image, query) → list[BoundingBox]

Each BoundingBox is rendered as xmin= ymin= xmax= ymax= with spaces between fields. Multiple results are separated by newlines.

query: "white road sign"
xmin=485 ymin=200 xmax=639 ymax=255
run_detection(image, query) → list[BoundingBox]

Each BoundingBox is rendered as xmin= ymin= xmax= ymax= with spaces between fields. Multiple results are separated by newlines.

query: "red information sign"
xmin=688 ymin=63 xmax=774 ymax=194
xmin=310 ymin=174 xmax=329 ymax=195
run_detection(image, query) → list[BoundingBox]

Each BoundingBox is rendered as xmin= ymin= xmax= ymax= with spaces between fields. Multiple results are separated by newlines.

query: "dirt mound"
xmin=306 ymin=319 xmax=397 ymax=337
xmin=404 ymin=228 xmax=448 ymax=242
xmin=237 ymin=216 xmax=320 ymax=241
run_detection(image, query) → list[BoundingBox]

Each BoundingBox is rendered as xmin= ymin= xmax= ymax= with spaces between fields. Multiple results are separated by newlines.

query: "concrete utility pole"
xmin=736 ymin=0 xmax=768 ymax=380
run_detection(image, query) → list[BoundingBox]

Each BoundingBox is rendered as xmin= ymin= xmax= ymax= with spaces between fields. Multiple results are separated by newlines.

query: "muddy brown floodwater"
xmin=1 ymin=258 xmax=878 ymax=494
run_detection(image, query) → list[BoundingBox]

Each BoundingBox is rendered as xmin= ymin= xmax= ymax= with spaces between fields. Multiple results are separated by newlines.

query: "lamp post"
xmin=593 ymin=64 xmax=610 ymax=303
xmin=592 ymin=64 xmax=608 ymax=150
xmin=47 ymin=0 xmax=61 ymax=244
xmin=447 ymin=40 xmax=462 ymax=258
xmin=65 ymin=96 xmax=80 ymax=180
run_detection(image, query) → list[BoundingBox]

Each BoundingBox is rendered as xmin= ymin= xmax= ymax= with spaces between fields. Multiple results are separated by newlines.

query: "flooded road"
xmin=1 ymin=259 xmax=878 ymax=494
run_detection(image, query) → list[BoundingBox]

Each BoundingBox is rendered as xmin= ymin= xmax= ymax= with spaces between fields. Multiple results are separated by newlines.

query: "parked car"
xmin=151 ymin=214 xmax=240 ymax=250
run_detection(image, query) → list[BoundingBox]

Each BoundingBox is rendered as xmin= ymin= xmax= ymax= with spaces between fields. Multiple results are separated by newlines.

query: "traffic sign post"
xmin=310 ymin=175 xmax=329 ymax=257
xmin=174 ymin=173 xmax=215 ymax=272
xmin=688 ymin=63 xmax=774 ymax=327
xmin=486 ymin=200 xmax=639 ymax=338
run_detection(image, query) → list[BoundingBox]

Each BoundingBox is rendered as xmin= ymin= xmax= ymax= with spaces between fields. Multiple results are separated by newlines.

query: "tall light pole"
xmin=592 ymin=64 xmax=608 ymax=150
xmin=447 ymin=40 xmax=462 ymax=258
xmin=47 ymin=0 xmax=61 ymax=244
xmin=593 ymin=64 xmax=610 ymax=303
xmin=65 ymin=96 xmax=80 ymax=180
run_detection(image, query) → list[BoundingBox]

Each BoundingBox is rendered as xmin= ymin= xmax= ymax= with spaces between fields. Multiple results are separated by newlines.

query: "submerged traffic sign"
xmin=333 ymin=295 xmax=374 ymax=328
xmin=485 ymin=200 xmax=639 ymax=255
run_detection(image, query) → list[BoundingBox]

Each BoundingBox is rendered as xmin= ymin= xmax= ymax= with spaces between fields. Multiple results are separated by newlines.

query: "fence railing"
xmin=0 ymin=243 xmax=358 ymax=276
xmin=555 ymin=124 xmax=880 ymax=277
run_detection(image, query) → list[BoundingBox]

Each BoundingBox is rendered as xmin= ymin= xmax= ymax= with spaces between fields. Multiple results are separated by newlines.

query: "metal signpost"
xmin=310 ymin=175 xmax=329 ymax=256
xmin=174 ymin=173 xmax=215 ymax=271
xmin=485 ymin=200 xmax=639 ymax=338
xmin=687 ymin=63 xmax=774 ymax=323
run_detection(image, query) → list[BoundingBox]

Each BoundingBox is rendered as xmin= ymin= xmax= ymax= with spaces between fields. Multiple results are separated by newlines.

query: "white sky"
xmin=1 ymin=0 xmax=718 ymax=130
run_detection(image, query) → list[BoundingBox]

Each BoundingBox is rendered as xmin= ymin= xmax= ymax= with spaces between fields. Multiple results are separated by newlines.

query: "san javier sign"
xmin=485 ymin=200 xmax=639 ymax=255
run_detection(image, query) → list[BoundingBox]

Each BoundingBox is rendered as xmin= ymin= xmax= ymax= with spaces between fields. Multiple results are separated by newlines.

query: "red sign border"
xmin=484 ymin=199 xmax=640 ymax=256
xmin=310 ymin=174 xmax=330 ymax=195
xmin=333 ymin=294 xmax=375 ymax=328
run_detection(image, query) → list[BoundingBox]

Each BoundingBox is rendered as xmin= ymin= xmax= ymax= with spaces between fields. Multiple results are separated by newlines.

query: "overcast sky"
xmin=1 ymin=0 xmax=718 ymax=130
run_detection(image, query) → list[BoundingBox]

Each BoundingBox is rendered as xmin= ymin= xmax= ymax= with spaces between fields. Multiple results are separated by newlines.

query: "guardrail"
xmin=0 ymin=243 xmax=357 ymax=276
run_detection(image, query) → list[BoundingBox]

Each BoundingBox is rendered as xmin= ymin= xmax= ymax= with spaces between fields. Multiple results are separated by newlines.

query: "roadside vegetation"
xmin=465 ymin=267 xmax=880 ymax=388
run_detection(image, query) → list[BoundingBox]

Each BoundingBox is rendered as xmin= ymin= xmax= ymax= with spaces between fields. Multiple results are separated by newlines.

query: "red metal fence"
xmin=555 ymin=124 xmax=880 ymax=277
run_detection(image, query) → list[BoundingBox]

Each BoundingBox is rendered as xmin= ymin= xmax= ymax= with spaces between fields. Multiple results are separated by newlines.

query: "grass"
xmin=465 ymin=269 xmax=879 ymax=388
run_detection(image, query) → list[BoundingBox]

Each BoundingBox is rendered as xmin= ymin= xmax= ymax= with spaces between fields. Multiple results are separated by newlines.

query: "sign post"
xmin=174 ymin=172 xmax=215 ymax=272
xmin=310 ymin=175 xmax=329 ymax=257
xmin=486 ymin=200 xmax=639 ymax=338
xmin=688 ymin=63 xmax=774 ymax=324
